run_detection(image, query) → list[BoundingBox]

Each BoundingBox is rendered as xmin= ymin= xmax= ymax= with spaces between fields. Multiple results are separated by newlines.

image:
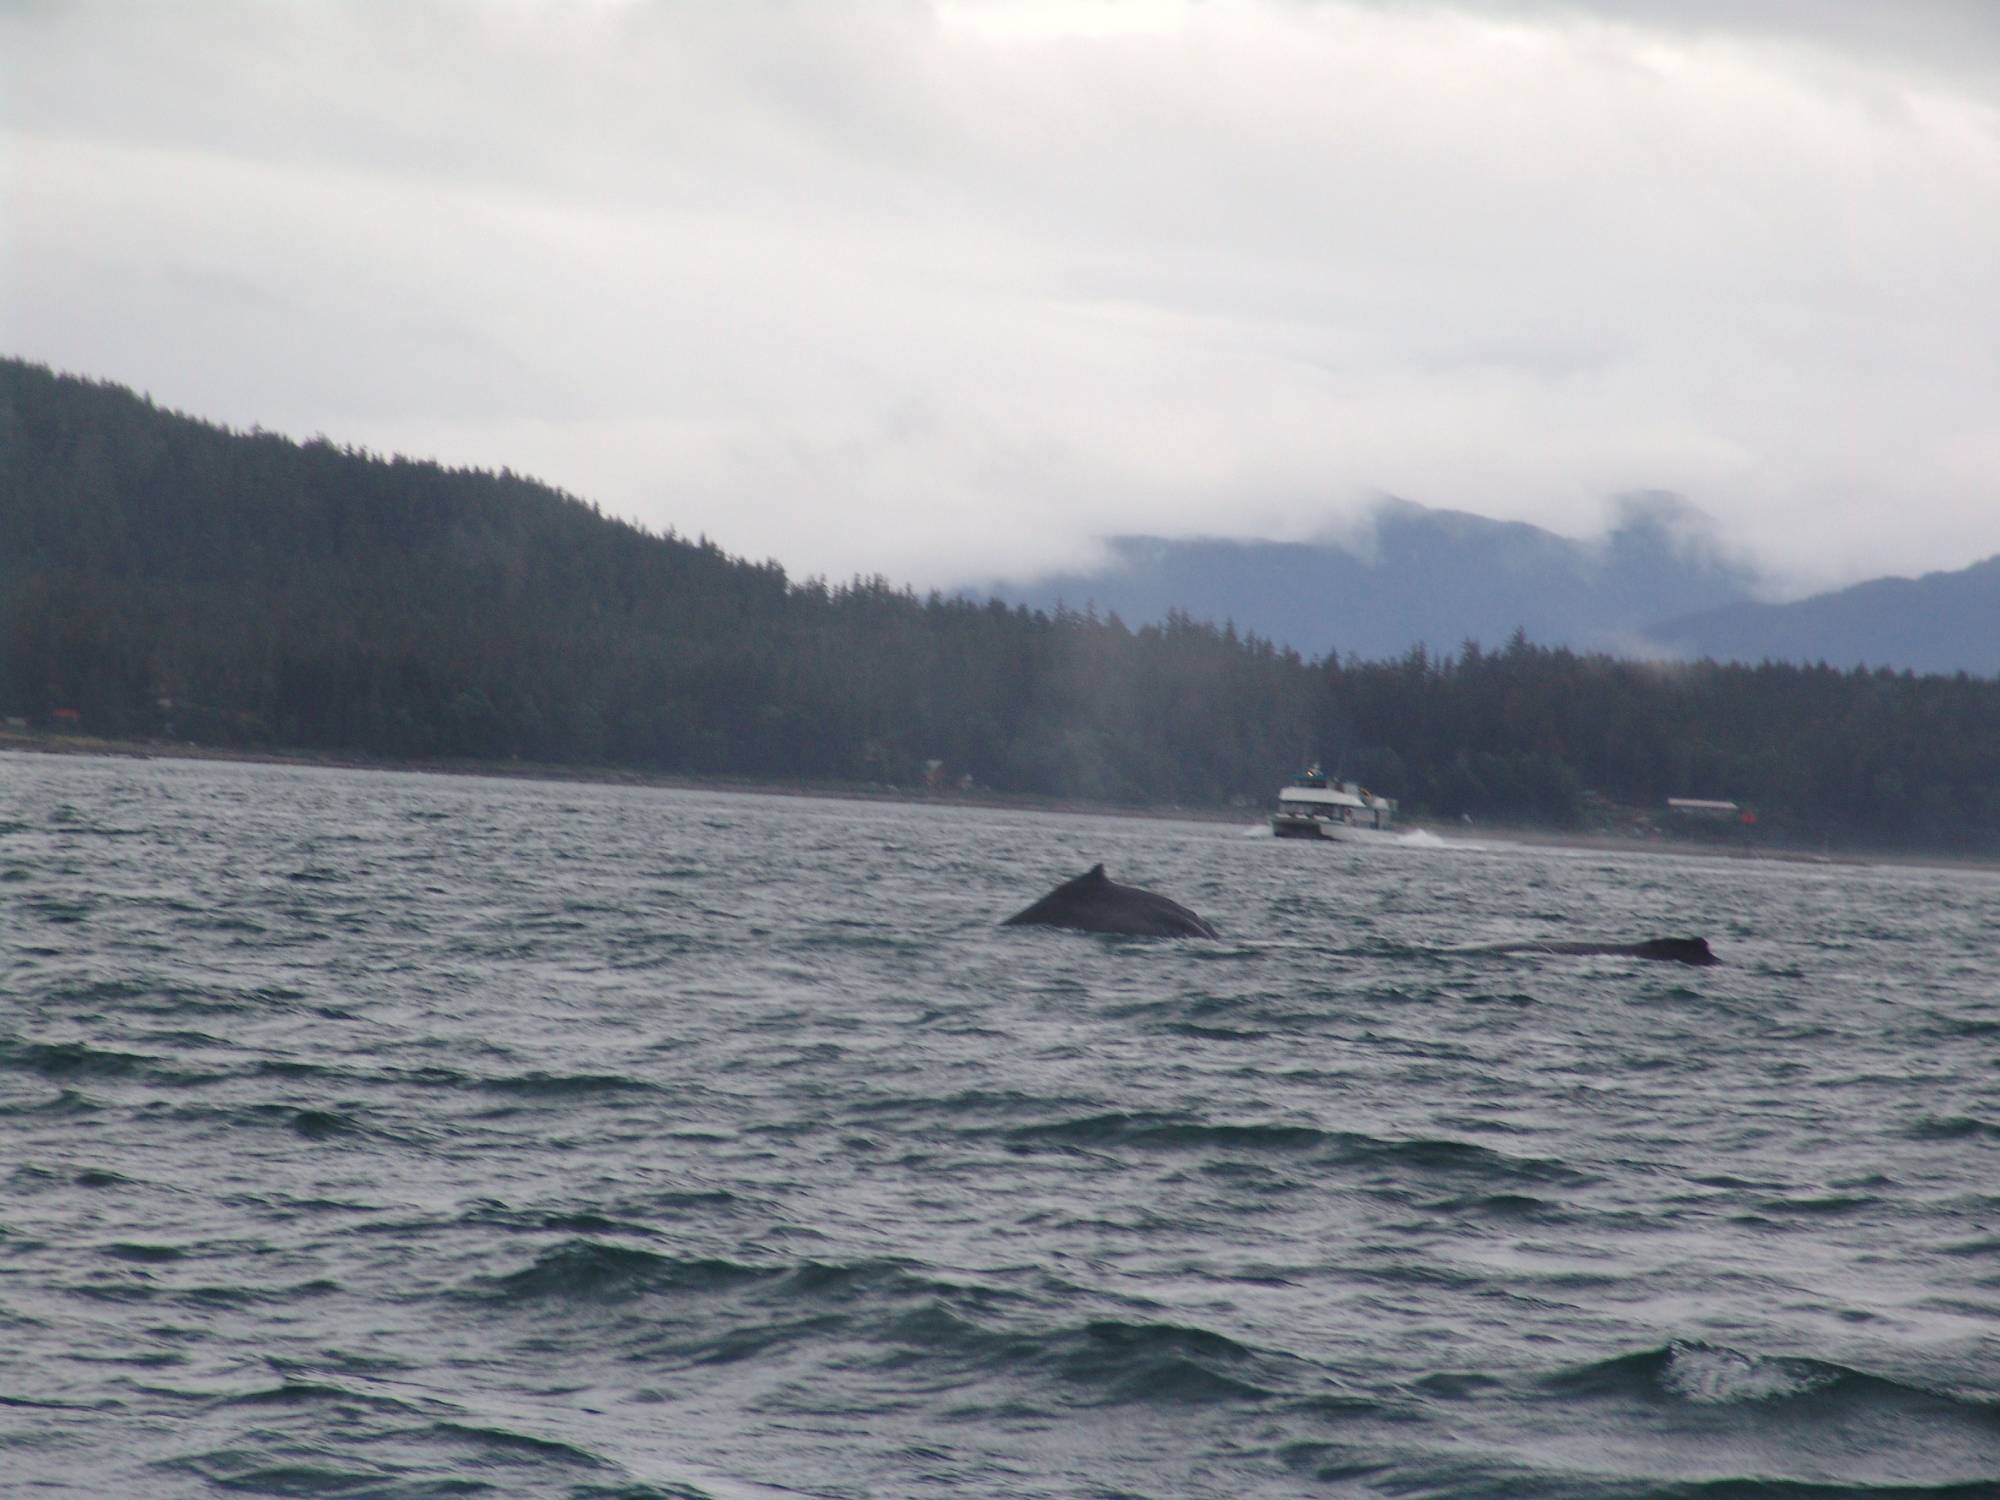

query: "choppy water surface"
xmin=2 ymin=754 xmax=1995 ymax=1498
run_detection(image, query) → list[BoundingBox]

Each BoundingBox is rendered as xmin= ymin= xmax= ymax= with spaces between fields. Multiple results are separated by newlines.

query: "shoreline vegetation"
xmin=10 ymin=729 xmax=1991 ymax=877
xmin=10 ymin=359 xmax=2000 ymax=858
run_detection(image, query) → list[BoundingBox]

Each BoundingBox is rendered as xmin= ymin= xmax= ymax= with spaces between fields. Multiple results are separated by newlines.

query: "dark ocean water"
xmin=1 ymin=753 xmax=1995 ymax=1499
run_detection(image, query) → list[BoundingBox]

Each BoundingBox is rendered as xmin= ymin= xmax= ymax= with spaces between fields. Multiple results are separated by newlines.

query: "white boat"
xmin=1270 ymin=768 xmax=1398 ymax=840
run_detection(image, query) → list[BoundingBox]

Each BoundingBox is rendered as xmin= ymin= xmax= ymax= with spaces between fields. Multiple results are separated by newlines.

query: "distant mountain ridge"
xmin=988 ymin=495 xmax=1762 ymax=661
xmin=987 ymin=500 xmax=2000 ymax=677
xmin=1650 ymin=554 xmax=2000 ymax=678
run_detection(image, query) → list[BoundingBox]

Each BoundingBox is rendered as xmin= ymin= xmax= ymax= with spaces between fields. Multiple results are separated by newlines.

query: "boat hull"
xmin=1272 ymin=813 xmax=1403 ymax=842
xmin=1272 ymin=813 xmax=1344 ymax=839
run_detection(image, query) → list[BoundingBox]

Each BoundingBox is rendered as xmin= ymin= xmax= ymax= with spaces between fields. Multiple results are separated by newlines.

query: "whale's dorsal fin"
xmin=1084 ymin=863 xmax=1108 ymax=882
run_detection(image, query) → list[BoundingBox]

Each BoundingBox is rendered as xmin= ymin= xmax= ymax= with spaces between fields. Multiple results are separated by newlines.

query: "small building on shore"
xmin=1667 ymin=797 xmax=1758 ymax=833
xmin=1667 ymin=798 xmax=1739 ymax=820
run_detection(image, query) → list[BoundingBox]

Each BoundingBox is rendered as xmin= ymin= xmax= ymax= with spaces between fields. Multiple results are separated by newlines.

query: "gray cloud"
xmin=1437 ymin=0 xmax=2000 ymax=86
xmin=5 ymin=1 xmax=1997 ymax=593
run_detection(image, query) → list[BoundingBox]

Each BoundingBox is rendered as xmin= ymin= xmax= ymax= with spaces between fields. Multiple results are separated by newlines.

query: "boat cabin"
xmin=1271 ymin=771 xmax=1397 ymax=838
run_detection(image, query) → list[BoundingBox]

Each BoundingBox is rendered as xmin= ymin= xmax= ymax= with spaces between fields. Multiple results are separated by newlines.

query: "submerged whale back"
xmin=1003 ymin=864 xmax=1219 ymax=939
xmin=1619 ymin=936 xmax=1719 ymax=966
xmin=1464 ymin=935 xmax=1720 ymax=965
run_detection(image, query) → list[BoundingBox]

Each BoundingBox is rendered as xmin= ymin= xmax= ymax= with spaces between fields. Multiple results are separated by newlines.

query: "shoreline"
xmin=0 ymin=730 xmax=1242 ymax=827
xmin=6 ymin=730 xmax=1995 ymax=876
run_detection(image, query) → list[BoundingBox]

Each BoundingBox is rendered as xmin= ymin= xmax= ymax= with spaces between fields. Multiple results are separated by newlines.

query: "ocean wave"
xmin=1907 ymin=1115 xmax=1999 ymax=1142
xmin=1161 ymin=1021 xmax=1274 ymax=1041
xmin=98 ymin=1241 xmax=186 ymax=1264
xmin=1940 ymin=1234 xmax=2000 ymax=1258
xmin=43 ymin=975 xmax=228 ymax=1010
xmin=289 ymin=1108 xmax=362 ymax=1140
xmin=422 ymin=1418 xmax=608 ymax=1469
xmin=1924 ymin=1017 xmax=2000 ymax=1040
xmin=156 ymin=1402 xmax=713 ymax=1500
xmin=457 ymin=1200 xmax=679 ymax=1238
xmin=1332 ymin=1133 xmax=1591 ymax=1186
xmin=1002 ymin=1111 xmax=1333 ymax=1153
xmin=477 ymin=1240 xmax=778 ymax=1304
xmin=0 ymin=1085 xmax=98 ymax=1117
xmin=1549 ymin=1342 xmax=1835 ymax=1405
xmin=0 ymin=1037 xmax=161 ymax=1081
xmin=156 ymin=1451 xmax=399 ymax=1496
xmin=1418 ymin=1190 xmax=1568 ymax=1222
xmin=464 ymin=1242 xmax=1321 ymax=1411
xmin=1751 ymin=1193 xmax=1884 ymax=1219
xmin=173 ymin=911 xmax=271 ymax=935
xmin=135 ymin=1099 xmax=438 ymax=1150
xmin=987 ymin=1111 xmax=1595 ymax=1193
xmin=1548 ymin=1341 xmax=2000 ymax=1427
xmin=210 ymin=1379 xmax=423 ymax=1415
xmin=1649 ymin=1483 xmax=2000 ymax=1498
xmin=848 ymin=1087 xmax=1094 ymax=1125
xmin=1036 ymin=1318 xmax=1285 ymax=1406
xmin=889 ymin=1308 xmax=1311 ymax=1409
xmin=479 ymin=1070 xmax=664 ymax=1100
xmin=762 ymin=1258 xmax=979 ymax=1309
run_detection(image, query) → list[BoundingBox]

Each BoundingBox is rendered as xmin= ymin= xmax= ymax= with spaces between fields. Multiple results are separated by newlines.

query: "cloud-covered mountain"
xmin=985 ymin=495 xmax=1762 ymax=661
xmin=1646 ymin=555 xmax=2000 ymax=677
xmin=10 ymin=3 xmax=2000 ymax=588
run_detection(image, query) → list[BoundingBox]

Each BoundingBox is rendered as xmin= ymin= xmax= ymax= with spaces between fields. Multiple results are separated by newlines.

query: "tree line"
xmin=4 ymin=357 xmax=1996 ymax=852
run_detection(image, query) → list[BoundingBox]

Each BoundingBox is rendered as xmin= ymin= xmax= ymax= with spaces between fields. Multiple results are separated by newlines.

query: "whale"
xmin=1455 ymin=936 xmax=1719 ymax=966
xmin=1002 ymin=864 xmax=1219 ymax=939
xmin=1000 ymin=865 xmax=1713 ymax=958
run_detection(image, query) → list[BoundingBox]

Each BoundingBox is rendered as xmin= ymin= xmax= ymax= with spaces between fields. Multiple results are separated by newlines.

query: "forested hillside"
xmin=5 ymin=358 xmax=1998 ymax=852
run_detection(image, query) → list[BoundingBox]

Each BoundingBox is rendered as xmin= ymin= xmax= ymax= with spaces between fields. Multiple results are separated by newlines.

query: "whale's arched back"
xmin=1003 ymin=865 xmax=1218 ymax=939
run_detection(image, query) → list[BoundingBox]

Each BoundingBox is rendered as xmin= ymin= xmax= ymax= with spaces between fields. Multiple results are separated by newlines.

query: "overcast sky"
xmin=7 ymin=0 xmax=1998 ymax=593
